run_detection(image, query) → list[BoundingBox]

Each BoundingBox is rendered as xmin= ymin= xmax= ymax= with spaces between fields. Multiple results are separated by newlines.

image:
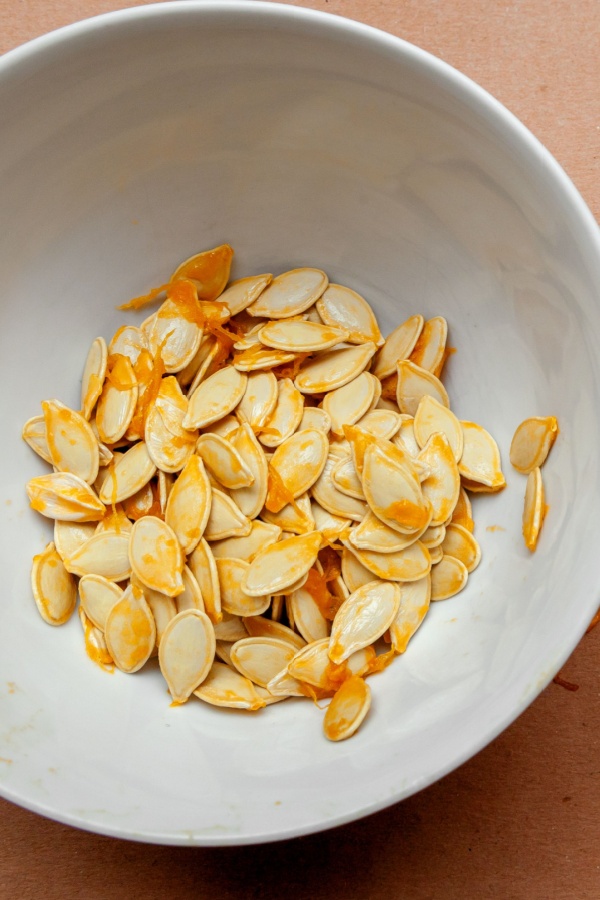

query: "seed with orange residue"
xmin=522 ymin=467 xmax=546 ymax=552
xmin=323 ymin=676 xmax=371 ymax=742
xmin=31 ymin=542 xmax=78 ymax=626
xmin=129 ymin=516 xmax=184 ymax=596
xmin=104 ymin=583 xmax=156 ymax=673
xmin=328 ymin=580 xmax=400 ymax=664
xmin=510 ymin=416 xmax=558 ymax=475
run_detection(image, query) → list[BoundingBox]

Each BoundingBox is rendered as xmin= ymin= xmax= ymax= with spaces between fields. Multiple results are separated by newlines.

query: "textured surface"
xmin=1 ymin=0 xmax=599 ymax=896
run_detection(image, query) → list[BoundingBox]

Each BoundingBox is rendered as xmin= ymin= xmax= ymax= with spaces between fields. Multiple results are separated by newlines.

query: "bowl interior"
xmin=1 ymin=1 xmax=599 ymax=845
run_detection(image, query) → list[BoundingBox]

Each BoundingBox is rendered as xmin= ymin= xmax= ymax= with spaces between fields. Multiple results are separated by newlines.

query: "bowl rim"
xmin=2 ymin=0 xmax=600 ymax=846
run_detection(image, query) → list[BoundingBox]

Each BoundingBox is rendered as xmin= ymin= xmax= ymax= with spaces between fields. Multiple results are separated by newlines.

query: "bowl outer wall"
xmin=0 ymin=1 xmax=600 ymax=845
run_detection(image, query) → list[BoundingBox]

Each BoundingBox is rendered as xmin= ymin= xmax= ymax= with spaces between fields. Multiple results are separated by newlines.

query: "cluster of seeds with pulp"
xmin=24 ymin=243 xmax=511 ymax=741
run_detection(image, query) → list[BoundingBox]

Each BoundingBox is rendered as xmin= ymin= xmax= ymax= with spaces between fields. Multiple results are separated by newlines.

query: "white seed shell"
xmin=159 ymin=609 xmax=216 ymax=702
xmin=31 ymin=542 xmax=78 ymax=626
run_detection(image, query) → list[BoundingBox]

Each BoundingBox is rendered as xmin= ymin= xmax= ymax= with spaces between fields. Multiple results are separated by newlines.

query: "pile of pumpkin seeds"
xmin=23 ymin=243 xmax=509 ymax=742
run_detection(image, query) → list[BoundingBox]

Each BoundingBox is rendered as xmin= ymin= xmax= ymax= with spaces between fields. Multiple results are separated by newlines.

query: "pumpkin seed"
xmin=129 ymin=515 xmax=184 ymax=596
xmin=420 ymin=523 xmax=446 ymax=548
xmin=451 ymin=486 xmax=474 ymax=532
xmin=294 ymin=342 xmax=377 ymax=394
xmin=310 ymin=501 xmax=352 ymax=542
xmin=65 ymin=529 xmax=132 ymax=582
xmin=170 ymin=243 xmax=233 ymax=298
xmin=323 ymin=676 xmax=371 ymax=741
xmin=108 ymin=325 xmax=148 ymax=366
xmin=184 ymin=336 xmax=219 ymax=394
xmin=216 ymin=558 xmax=271 ymax=617
xmin=354 ymin=407 xmax=402 ymax=440
xmin=141 ymin=585 xmax=177 ymax=651
xmin=79 ymin=574 xmax=123 ymax=630
xmin=122 ymin=482 xmax=155 ymax=520
xmin=311 ymin=454 xmax=368 ymax=521
xmin=331 ymin=455 xmax=365 ymax=501
xmin=523 ymin=466 xmax=545 ymax=552
xmin=430 ymin=555 xmax=469 ymax=600
xmin=414 ymin=394 xmax=463 ymax=462
xmin=243 ymin=531 xmax=322 ymax=596
xmin=342 ymin=539 xmax=431 ymax=582
xmin=214 ymin=612 xmax=248 ymax=642
xmin=418 ymin=432 xmax=461 ymax=527
xmin=265 ymin=667 xmax=305 ymax=698
xmin=243 ymin=615 xmax=306 ymax=651
xmin=157 ymin=470 xmax=173 ymax=514
xmin=196 ymin=432 xmax=254 ymax=489
xmin=341 ymin=545 xmax=377 ymax=592
xmin=372 ymin=314 xmax=424 ymax=379
xmin=174 ymin=565 xmax=205 ymax=615
xmin=81 ymin=337 xmax=108 ymax=420
xmin=143 ymin=295 xmax=203 ymax=373
xmin=95 ymin=354 xmax=138 ymax=444
xmin=328 ymin=579 xmax=400 ymax=664
xmin=162 ymin=455 xmax=211 ymax=554
xmin=440 ymin=523 xmax=481 ymax=572
xmin=187 ymin=538 xmax=221 ymax=624
xmin=228 ymin=423 xmax=269 ymax=520
xmin=261 ymin=491 xmax=315 ymax=535
xmin=392 ymin=414 xmax=420 ymax=457
xmin=268 ymin=429 xmax=329 ymax=507
xmin=214 ymin=640 xmax=235 ymax=667
xmin=389 ymin=575 xmax=431 ymax=653
xmin=233 ymin=345 xmax=297 ymax=372
xmin=258 ymin=318 xmax=349 ymax=353
xmin=246 ymin=268 xmax=328 ymax=319
xmin=184 ymin=365 xmax=247 ymax=430
xmin=289 ymin=583 xmax=330 ymax=643
xmin=396 ymin=359 xmax=449 ymax=416
xmin=210 ymin=520 xmax=281 ymax=562
xmin=428 ymin=545 xmax=444 ymax=564
xmin=104 ymin=582 xmax=156 ymax=673
xmin=510 ymin=416 xmax=558 ymax=474
xmin=350 ymin=509 xmax=424 ymax=553
xmin=78 ymin=607 xmax=114 ymax=670
xmin=258 ymin=377 xmax=304 ymax=448
xmin=98 ymin=440 xmax=156 ymax=504
xmin=230 ymin=636 xmax=296 ymax=687
xmin=22 ymin=415 xmax=53 ymax=464
xmin=317 ymin=283 xmax=383 ymax=346
xmin=362 ymin=440 xmax=430 ymax=535
xmin=31 ymin=541 xmax=78 ymax=626
xmin=298 ymin=406 xmax=331 ymax=435
xmin=53 ymin=520 xmax=97 ymax=561
xmin=204 ymin=488 xmax=252 ymax=541
xmin=26 ymin=472 xmax=106 ymax=522
xmin=145 ymin=377 xmax=197 ymax=474
xmin=193 ymin=661 xmax=266 ymax=710
xmin=322 ymin=372 xmax=378 ymax=437
xmin=42 ymin=400 xmax=100 ymax=484
xmin=458 ymin=421 xmax=505 ymax=490
xmin=95 ymin=505 xmax=132 ymax=535
xmin=236 ymin=371 xmax=278 ymax=432
xmin=158 ymin=609 xmax=216 ymax=702
xmin=219 ymin=274 xmax=272 ymax=316
xmin=409 ymin=316 xmax=448 ymax=376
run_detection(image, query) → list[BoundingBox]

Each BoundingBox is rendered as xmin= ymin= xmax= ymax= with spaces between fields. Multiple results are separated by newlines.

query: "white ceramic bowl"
xmin=1 ymin=1 xmax=599 ymax=846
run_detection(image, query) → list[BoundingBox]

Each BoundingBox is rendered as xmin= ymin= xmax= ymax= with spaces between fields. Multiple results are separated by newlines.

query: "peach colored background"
xmin=1 ymin=2 xmax=599 ymax=897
